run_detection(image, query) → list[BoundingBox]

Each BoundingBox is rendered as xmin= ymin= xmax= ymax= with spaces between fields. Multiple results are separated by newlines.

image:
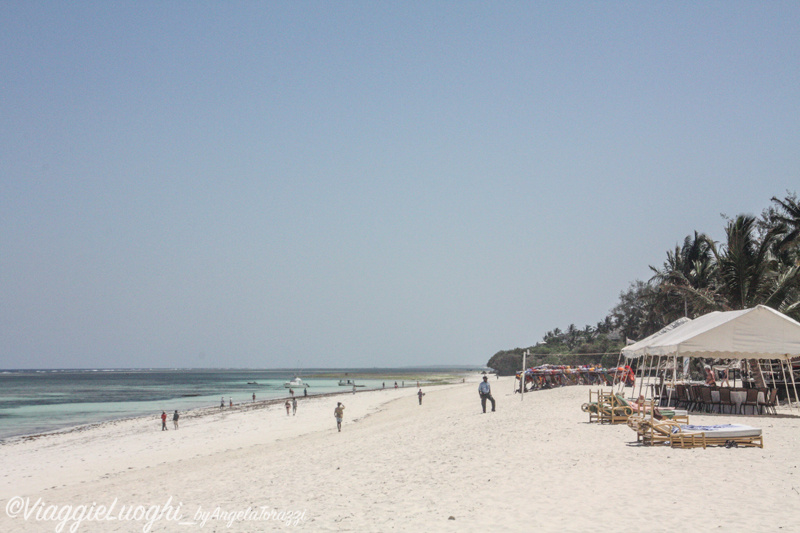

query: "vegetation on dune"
xmin=488 ymin=192 xmax=800 ymax=376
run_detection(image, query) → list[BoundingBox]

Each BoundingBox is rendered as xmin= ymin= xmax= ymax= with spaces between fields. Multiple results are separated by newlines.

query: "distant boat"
xmin=284 ymin=377 xmax=308 ymax=388
xmin=247 ymin=381 xmax=258 ymax=385
xmin=338 ymin=379 xmax=364 ymax=387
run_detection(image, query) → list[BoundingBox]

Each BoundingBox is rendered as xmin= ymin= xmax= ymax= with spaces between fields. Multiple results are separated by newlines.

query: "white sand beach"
xmin=2 ymin=376 xmax=799 ymax=532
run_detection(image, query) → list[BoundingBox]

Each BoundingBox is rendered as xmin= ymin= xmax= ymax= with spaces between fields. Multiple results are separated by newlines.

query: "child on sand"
xmin=334 ymin=402 xmax=345 ymax=432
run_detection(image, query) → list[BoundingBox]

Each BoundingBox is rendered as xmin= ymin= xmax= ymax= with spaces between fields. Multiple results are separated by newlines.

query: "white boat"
xmin=338 ymin=379 xmax=364 ymax=387
xmin=284 ymin=377 xmax=308 ymax=388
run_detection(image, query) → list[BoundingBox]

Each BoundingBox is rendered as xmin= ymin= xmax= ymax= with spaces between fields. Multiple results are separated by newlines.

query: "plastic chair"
xmin=675 ymin=385 xmax=689 ymax=409
xmin=699 ymin=386 xmax=714 ymax=413
xmin=688 ymin=385 xmax=701 ymax=412
xmin=742 ymin=388 xmax=760 ymax=415
xmin=718 ymin=388 xmax=734 ymax=414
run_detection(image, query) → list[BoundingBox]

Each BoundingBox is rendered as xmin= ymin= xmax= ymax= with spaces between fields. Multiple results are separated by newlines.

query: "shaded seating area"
xmin=666 ymin=385 xmax=773 ymax=414
xmin=620 ymin=306 xmax=800 ymax=416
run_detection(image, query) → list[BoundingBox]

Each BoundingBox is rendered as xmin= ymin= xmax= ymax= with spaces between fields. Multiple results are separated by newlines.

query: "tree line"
xmin=488 ymin=192 xmax=800 ymax=376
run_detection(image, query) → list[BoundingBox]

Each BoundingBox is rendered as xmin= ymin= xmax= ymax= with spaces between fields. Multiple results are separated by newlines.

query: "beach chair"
xmin=638 ymin=420 xmax=763 ymax=449
xmin=599 ymin=394 xmax=634 ymax=424
xmin=582 ymin=389 xmax=602 ymax=423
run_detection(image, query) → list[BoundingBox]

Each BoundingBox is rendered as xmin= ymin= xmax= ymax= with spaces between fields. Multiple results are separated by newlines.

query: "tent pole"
xmin=789 ymin=356 xmax=800 ymax=411
xmin=779 ymin=358 xmax=791 ymax=412
xmin=634 ymin=355 xmax=645 ymax=400
xmin=653 ymin=355 xmax=667 ymax=403
xmin=757 ymin=360 xmax=767 ymax=390
xmin=667 ymin=354 xmax=677 ymax=408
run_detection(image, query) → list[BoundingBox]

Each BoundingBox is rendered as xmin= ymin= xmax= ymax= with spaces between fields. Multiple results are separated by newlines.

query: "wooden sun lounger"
xmin=582 ymin=390 xmax=633 ymax=424
xmin=638 ymin=419 xmax=763 ymax=449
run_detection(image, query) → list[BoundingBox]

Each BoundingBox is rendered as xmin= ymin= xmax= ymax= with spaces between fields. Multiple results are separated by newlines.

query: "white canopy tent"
xmin=620 ymin=305 xmax=800 ymax=408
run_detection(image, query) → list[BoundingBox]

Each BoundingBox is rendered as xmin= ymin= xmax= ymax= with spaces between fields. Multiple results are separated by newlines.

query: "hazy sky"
xmin=2 ymin=2 xmax=798 ymax=369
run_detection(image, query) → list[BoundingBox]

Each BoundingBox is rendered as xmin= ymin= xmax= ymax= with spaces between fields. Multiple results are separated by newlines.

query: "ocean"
xmin=0 ymin=368 xmax=463 ymax=441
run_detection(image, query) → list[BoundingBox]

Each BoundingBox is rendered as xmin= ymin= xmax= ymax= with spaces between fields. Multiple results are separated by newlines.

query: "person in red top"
xmin=160 ymin=411 xmax=168 ymax=431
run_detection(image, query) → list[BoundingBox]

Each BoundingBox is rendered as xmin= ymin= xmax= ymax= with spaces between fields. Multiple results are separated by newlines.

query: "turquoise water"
xmin=0 ymin=369 xmax=440 ymax=440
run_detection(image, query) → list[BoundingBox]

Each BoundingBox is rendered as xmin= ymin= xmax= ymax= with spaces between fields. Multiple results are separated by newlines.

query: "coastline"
xmin=3 ymin=377 xmax=798 ymax=531
xmin=0 ymin=369 xmax=467 ymax=443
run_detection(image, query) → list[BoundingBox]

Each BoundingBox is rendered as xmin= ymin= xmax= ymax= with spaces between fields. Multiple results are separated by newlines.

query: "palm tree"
xmin=709 ymin=215 xmax=798 ymax=312
xmin=771 ymin=193 xmax=800 ymax=251
xmin=649 ymin=231 xmax=716 ymax=320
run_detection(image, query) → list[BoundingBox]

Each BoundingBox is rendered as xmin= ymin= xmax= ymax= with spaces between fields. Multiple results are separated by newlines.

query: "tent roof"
xmin=621 ymin=305 xmax=800 ymax=360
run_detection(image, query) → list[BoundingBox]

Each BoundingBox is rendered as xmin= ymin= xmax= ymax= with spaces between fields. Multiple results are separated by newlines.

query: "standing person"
xmin=252 ymin=392 xmax=256 ymax=403
xmin=352 ymin=384 xmax=356 ymax=394
xmin=161 ymin=411 xmax=168 ymax=431
xmin=229 ymin=397 xmax=233 ymax=408
xmin=289 ymin=388 xmax=294 ymax=397
xmin=478 ymin=376 xmax=496 ymax=413
xmin=417 ymin=388 xmax=425 ymax=405
xmin=220 ymin=397 xmax=225 ymax=409
xmin=172 ymin=410 xmax=179 ymax=429
xmin=285 ymin=399 xmax=291 ymax=415
xmin=303 ymin=388 xmax=307 ymax=397
xmin=721 ymin=367 xmax=731 ymax=387
xmin=334 ymin=402 xmax=345 ymax=432
xmin=292 ymin=397 xmax=297 ymax=416
xmin=394 ymin=382 xmax=398 ymax=389
xmin=704 ymin=365 xmax=716 ymax=386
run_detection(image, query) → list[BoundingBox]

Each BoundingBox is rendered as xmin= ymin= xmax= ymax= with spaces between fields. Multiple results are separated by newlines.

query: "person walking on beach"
xmin=418 ymin=388 xmax=425 ymax=405
xmin=478 ymin=376 xmax=496 ymax=413
xmin=220 ymin=396 xmax=225 ymax=409
xmin=334 ymin=402 xmax=345 ymax=432
xmin=285 ymin=399 xmax=291 ymax=415
xmin=292 ymin=397 xmax=297 ymax=416
xmin=161 ymin=411 xmax=168 ymax=431
xmin=173 ymin=410 xmax=179 ymax=429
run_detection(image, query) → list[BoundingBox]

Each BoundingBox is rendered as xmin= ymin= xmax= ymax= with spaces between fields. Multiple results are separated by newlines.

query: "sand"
xmin=2 ymin=376 xmax=799 ymax=532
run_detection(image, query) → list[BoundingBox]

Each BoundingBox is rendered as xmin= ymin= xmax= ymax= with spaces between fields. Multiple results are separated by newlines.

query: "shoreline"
xmin=0 ymin=370 xmax=468 ymax=444
xmin=0 ymin=374 xmax=466 ymax=445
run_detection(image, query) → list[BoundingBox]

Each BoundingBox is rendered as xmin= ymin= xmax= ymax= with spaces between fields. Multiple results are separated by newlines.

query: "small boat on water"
xmin=284 ymin=377 xmax=308 ymax=388
xmin=338 ymin=379 xmax=364 ymax=387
